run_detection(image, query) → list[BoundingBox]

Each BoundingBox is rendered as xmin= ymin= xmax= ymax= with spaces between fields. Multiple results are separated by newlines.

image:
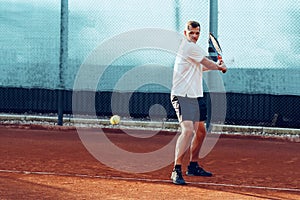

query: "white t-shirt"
xmin=171 ymin=38 xmax=207 ymax=98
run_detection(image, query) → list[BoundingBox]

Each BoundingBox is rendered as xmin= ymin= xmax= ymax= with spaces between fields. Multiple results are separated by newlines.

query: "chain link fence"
xmin=0 ymin=0 xmax=299 ymax=128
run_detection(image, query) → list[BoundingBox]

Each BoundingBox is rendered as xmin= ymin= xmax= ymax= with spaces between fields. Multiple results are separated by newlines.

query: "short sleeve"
xmin=188 ymin=43 xmax=207 ymax=63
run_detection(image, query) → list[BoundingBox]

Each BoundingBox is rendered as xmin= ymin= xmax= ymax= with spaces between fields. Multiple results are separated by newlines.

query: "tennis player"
xmin=170 ymin=20 xmax=227 ymax=185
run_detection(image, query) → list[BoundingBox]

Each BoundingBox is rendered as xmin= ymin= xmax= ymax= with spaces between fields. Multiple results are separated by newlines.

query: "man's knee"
xmin=181 ymin=122 xmax=194 ymax=137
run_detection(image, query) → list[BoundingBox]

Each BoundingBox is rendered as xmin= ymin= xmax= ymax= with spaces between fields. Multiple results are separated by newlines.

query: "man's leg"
xmin=171 ymin=120 xmax=194 ymax=185
xmin=175 ymin=120 xmax=194 ymax=165
xmin=190 ymin=121 xmax=206 ymax=162
xmin=186 ymin=121 xmax=212 ymax=177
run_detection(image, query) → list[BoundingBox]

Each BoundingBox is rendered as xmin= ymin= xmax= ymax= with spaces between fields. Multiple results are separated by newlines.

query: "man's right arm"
xmin=200 ymin=57 xmax=227 ymax=73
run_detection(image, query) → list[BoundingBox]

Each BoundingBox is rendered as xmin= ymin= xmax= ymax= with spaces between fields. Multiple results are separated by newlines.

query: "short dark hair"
xmin=185 ymin=21 xmax=201 ymax=31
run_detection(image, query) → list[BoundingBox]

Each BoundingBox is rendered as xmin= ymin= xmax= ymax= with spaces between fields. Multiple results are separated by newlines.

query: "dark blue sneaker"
xmin=186 ymin=163 xmax=213 ymax=177
xmin=171 ymin=169 xmax=186 ymax=185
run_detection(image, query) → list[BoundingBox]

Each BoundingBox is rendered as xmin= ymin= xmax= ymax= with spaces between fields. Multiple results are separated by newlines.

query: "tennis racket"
xmin=209 ymin=32 xmax=226 ymax=73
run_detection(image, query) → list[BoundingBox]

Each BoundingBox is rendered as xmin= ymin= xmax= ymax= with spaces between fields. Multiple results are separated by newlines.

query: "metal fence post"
xmin=174 ymin=0 xmax=181 ymax=32
xmin=207 ymin=0 xmax=218 ymax=130
xmin=58 ymin=0 xmax=69 ymax=126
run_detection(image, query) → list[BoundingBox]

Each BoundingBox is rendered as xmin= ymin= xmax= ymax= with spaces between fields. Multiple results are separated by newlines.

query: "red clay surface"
xmin=0 ymin=124 xmax=299 ymax=199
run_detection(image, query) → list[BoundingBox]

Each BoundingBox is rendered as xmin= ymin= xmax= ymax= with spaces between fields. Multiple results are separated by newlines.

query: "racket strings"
xmin=209 ymin=33 xmax=222 ymax=54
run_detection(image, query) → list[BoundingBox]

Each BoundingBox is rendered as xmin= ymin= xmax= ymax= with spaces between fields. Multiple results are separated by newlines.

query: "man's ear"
xmin=184 ymin=30 xmax=187 ymax=36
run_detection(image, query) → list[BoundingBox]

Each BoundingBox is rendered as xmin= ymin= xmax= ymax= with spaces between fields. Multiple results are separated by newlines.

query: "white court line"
xmin=0 ymin=169 xmax=299 ymax=192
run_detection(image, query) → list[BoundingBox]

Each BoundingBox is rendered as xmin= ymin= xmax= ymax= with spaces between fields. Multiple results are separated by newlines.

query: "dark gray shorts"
xmin=171 ymin=95 xmax=207 ymax=123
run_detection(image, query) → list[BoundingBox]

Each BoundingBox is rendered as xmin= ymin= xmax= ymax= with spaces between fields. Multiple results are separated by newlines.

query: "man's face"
xmin=184 ymin=25 xmax=200 ymax=43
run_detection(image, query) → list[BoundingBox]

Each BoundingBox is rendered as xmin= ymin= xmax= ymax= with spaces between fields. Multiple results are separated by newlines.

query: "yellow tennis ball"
xmin=110 ymin=115 xmax=120 ymax=125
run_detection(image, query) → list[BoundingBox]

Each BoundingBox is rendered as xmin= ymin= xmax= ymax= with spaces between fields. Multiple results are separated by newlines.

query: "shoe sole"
xmin=172 ymin=181 xmax=186 ymax=185
xmin=186 ymin=173 xmax=212 ymax=177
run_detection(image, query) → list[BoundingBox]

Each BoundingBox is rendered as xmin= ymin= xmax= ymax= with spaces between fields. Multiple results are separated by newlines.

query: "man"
xmin=170 ymin=20 xmax=227 ymax=185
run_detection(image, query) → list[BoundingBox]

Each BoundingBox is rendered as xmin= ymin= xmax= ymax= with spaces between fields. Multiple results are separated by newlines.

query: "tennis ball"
xmin=110 ymin=115 xmax=120 ymax=125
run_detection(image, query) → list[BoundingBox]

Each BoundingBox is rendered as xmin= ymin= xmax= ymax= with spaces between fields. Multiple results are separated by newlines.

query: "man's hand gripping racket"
xmin=209 ymin=32 xmax=227 ymax=73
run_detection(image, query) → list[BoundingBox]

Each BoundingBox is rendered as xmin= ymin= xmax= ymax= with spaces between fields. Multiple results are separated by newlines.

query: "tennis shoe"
xmin=186 ymin=163 xmax=212 ymax=177
xmin=171 ymin=168 xmax=186 ymax=185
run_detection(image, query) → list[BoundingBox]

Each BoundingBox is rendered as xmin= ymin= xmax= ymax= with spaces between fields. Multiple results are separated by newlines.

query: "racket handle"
xmin=217 ymin=55 xmax=226 ymax=73
xmin=217 ymin=55 xmax=222 ymax=64
xmin=217 ymin=55 xmax=222 ymax=61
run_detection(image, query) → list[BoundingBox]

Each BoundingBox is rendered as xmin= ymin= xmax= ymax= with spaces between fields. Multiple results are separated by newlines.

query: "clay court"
xmin=0 ymin=124 xmax=299 ymax=199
